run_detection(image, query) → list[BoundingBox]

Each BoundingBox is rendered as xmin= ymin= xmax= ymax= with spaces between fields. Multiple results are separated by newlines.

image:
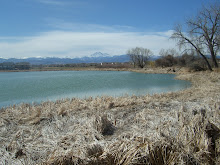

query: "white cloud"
xmin=0 ymin=30 xmax=176 ymax=59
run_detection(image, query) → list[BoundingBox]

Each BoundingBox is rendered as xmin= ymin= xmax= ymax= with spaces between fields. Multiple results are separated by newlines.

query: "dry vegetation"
xmin=0 ymin=68 xmax=220 ymax=165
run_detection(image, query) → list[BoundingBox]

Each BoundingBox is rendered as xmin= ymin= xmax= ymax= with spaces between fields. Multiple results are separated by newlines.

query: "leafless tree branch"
xmin=171 ymin=2 xmax=220 ymax=70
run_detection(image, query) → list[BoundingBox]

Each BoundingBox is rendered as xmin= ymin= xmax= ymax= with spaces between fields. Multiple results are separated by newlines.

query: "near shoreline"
xmin=0 ymin=68 xmax=219 ymax=164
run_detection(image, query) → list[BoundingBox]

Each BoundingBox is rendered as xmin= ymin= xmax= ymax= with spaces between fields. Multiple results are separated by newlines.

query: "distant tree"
xmin=159 ymin=48 xmax=179 ymax=57
xmin=15 ymin=62 xmax=31 ymax=70
xmin=127 ymin=47 xmax=153 ymax=68
xmin=171 ymin=2 xmax=220 ymax=71
xmin=155 ymin=48 xmax=179 ymax=67
xmin=0 ymin=62 xmax=15 ymax=70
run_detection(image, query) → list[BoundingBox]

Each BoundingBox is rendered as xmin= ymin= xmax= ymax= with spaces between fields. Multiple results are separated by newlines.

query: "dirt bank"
xmin=0 ymin=69 xmax=219 ymax=164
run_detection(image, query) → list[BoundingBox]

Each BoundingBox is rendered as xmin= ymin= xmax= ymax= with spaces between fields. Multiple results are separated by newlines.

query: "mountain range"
xmin=0 ymin=52 xmax=160 ymax=65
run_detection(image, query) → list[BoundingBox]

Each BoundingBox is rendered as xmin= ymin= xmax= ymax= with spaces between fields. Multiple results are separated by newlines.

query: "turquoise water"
xmin=0 ymin=71 xmax=190 ymax=108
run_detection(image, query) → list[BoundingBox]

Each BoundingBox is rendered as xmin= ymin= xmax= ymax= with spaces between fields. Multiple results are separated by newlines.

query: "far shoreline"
xmin=0 ymin=66 xmax=179 ymax=74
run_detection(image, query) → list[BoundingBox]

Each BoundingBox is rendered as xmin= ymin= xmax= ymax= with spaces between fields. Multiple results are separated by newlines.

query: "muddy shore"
xmin=0 ymin=68 xmax=219 ymax=164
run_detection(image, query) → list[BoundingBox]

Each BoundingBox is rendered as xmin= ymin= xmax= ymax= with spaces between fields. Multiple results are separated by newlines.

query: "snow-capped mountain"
xmin=90 ymin=52 xmax=111 ymax=58
xmin=0 ymin=53 xmax=130 ymax=65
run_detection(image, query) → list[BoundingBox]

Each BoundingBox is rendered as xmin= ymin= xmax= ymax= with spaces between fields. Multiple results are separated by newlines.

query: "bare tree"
xmin=127 ymin=47 xmax=153 ymax=68
xmin=171 ymin=3 xmax=220 ymax=71
xmin=159 ymin=48 xmax=179 ymax=57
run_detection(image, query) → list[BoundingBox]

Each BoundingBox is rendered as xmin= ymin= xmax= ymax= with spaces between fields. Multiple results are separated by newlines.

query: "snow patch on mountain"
xmin=90 ymin=52 xmax=111 ymax=58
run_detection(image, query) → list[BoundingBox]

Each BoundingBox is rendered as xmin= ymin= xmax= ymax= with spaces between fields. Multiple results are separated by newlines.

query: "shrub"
xmin=177 ymin=54 xmax=197 ymax=67
xmin=155 ymin=55 xmax=177 ymax=67
xmin=189 ymin=62 xmax=206 ymax=71
xmin=155 ymin=53 xmax=211 ymax=71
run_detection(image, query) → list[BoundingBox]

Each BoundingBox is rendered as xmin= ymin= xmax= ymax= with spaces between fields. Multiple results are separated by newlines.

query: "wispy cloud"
xmin=36 ymin=0 xmax=67 ymax=6
xmin=46 ymin=19 xmax=136 ymax=32
xmin=36 ymin=0 xmax=89 ymax=8
xmin=0 ymin=30 xmax=176 ymax=59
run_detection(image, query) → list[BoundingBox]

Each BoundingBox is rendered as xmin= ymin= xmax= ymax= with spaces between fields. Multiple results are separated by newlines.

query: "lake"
xmin=0 ymin=71 xmax=191 ymax=108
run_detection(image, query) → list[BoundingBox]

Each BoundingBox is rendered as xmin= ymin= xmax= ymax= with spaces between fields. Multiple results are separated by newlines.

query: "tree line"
xmin=127 ymin=2 xmax=219 ymax=71
xmin=0 ymin=62 xmax=31 ymax=70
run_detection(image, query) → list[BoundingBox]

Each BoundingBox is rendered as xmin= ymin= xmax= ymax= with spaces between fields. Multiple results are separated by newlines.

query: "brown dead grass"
xmin=0 ymin=68 xmax=220 ymax=164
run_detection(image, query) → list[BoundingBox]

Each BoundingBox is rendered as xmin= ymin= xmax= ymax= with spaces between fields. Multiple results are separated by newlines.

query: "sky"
xmin=0 ymin=0 xmax=217 ymax=59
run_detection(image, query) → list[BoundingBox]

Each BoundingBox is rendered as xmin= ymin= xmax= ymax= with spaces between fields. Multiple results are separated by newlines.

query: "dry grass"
xmin=0 ymin=68 xmax=220 ymax=164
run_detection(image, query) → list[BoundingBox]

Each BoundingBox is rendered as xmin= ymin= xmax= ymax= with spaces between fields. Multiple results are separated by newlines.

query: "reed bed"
xmin=0 ymin=69 xmax=219 ymax=165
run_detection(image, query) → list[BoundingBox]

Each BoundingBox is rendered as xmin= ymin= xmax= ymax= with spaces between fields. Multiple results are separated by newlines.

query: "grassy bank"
xmin=0 ymin=69 xmax=219 ymax=164
xmin=0 ymin=66 xmax=182 ymax=73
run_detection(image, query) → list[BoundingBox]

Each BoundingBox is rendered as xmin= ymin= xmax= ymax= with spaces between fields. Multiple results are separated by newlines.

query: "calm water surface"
xmin=0 ymin=71 xmax=191 ymax=108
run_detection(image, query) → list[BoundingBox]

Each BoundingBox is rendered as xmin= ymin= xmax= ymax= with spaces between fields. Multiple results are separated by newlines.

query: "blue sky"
xmin=0 ymin=0 xmax=217 ymax=58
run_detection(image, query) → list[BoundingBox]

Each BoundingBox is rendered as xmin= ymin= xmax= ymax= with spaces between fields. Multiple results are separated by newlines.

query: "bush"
xmin=189 ymin=62 xmax=206 ymax=72
xmin=155 ymin=55 xmax=177 ymax=67
xmin=177 ymin=54 xmax=197 ymax=67
xmin=155 ymin=53 xmax=210 ymax=71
